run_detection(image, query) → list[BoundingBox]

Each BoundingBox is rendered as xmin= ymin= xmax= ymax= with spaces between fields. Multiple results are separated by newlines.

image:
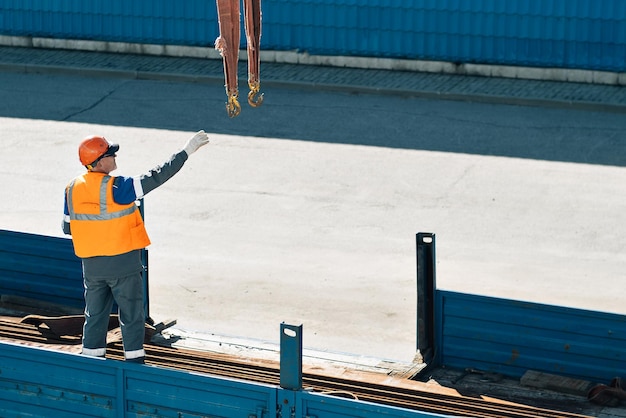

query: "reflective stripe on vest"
xmin=67 ymin=176 xmax=138 ymax=221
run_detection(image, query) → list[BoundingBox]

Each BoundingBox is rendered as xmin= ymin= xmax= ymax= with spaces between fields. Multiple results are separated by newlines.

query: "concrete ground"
xmin=0 ymin=45 xmax=625 ymax=363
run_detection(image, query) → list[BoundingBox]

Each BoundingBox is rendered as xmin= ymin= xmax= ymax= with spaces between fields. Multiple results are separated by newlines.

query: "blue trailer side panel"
xmin=298 ymin=390 xmax=449 ymax=418
xmin=0 ymin=340 xmax=445 ymax=418
xmin=0 ymin=343 xmax=118 ymax=417
xmin=0 ymin=341 xmax=279 ymax=418
xmin=437 ymin=290 xmax=626 ymax=382
xmin=0 ymin=229 xmax=84 ymax=310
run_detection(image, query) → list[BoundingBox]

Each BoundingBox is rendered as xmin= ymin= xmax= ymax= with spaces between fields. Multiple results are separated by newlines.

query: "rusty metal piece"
xmin=588 ymin=384 xmax=622 ymax=406
xmin=19 ymin=314 xmax=164 ymax=344
xmin=21 ymin=314 xmax=114 ymax=340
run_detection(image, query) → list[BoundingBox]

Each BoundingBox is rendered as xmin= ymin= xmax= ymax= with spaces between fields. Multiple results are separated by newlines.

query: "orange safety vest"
xmin=66 ymin=172 xmax=151 ymax=258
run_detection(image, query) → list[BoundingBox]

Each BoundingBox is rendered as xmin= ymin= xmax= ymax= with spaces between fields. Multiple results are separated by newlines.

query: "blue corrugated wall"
xmin=0 ymin=0 xmax=218 ymax=45
xmin=0 ymin=0 xmax=625 ymax=71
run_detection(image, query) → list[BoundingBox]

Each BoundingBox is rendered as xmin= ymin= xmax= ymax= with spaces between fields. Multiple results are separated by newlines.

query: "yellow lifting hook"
xmin=247 ymin=81 xmax=264 ymax=107
xmin=226 ymin=91 xmax=241 ymax=118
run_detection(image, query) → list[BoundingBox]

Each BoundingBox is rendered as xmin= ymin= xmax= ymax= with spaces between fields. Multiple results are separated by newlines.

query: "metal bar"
xmin=416 ymin=233 xmax=436 ymax=364
xmin=280 ymin=322 xmax=303 ymax=391
xmin=138 ymin=198 xmax=151 ymax=323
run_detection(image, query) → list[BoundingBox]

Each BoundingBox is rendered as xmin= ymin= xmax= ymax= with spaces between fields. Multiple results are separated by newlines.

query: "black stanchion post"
xmin=416 ymin=232 xmax=436 ymax=363
xmin=138 ymin=199 xmax=151 ymax=323
xmin=280 ymin=323 xmax=303 ymax=391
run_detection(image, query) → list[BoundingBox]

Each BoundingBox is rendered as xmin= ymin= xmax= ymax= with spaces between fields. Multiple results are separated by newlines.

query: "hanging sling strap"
xmin=215 ymin=0 xmax=242 ymax=117
xmin=244 ymin=0 xmax=263 ymax=107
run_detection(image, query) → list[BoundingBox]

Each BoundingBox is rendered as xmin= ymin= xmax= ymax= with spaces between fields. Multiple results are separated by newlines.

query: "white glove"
xmin=183 ymin=130 xmax=210 ymax=156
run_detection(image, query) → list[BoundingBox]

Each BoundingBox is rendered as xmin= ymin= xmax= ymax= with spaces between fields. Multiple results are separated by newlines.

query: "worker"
xmin=62 ymin=131 xmax=210 ymax=363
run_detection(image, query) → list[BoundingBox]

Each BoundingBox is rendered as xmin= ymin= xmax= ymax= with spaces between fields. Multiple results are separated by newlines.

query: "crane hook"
xmin=226 ymin=92 xmax=241 ymax=118
xmin=248 ymin=82 xmax=264 ymax=107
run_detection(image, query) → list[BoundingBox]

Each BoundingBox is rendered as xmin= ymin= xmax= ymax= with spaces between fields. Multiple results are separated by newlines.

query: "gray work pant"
xmin=82 ymin=272 xmax=145 ymax=359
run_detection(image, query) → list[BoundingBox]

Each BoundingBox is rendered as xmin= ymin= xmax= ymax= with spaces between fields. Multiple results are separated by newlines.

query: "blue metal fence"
xmin=0 ymin=0 xmax=625 ymax=71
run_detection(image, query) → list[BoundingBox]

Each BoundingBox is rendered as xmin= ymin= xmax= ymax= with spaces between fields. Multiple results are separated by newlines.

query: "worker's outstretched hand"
xmin=183 ymin=130 xmax=210 ymax=156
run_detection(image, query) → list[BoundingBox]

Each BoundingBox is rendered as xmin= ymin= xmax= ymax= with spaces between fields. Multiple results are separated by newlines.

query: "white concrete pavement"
xmin=1 ymin=71 xmax=625 ymax=362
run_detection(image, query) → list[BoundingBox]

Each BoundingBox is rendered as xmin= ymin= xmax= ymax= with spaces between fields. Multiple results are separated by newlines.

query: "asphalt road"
xmin=1 ymin=70 xmax=625 ymax=361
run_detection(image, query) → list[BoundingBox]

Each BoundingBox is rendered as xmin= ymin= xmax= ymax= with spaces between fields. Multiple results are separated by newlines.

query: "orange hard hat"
xmin=78 ymin=135 xmax=119 ymax=167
